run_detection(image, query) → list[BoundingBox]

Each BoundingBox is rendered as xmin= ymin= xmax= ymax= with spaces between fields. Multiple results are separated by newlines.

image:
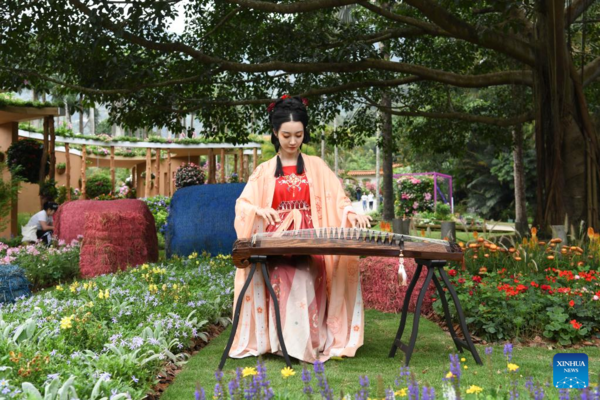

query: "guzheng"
xmin=232 ymin=228 xmax=463 ymax=268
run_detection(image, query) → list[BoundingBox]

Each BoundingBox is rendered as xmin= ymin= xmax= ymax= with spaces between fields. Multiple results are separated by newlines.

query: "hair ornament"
xmin=267 ymin=94 xmax=308 ymax=114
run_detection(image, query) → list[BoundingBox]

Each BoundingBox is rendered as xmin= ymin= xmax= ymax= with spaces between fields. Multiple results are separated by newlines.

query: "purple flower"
xmin=485 ymin=346 xmax=493 ymax=356
xmin=195 ymin=386 xmax=205 ymax=400
xmin=504 ymin=343 xmax=513 ymax=361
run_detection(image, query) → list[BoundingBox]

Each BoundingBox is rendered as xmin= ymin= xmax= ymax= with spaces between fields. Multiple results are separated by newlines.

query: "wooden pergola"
xmin=0 ymin=105 xmax=63 ymax=237
xmin=19 ymin=130 xmax=262 ymax=198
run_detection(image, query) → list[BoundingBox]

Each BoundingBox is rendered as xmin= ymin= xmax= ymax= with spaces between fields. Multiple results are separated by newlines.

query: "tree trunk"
xmin=381 ymin=92 xmax=394 ymax=221
xmin=513 ymin=123 xmax=528 ymax=235
xmin=89 ymin=107 xmax=95 ymax=135
xmin=533 ymin=0 xmax=600 ymax=233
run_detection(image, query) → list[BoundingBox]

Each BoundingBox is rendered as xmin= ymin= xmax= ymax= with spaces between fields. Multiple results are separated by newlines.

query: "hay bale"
xmin=0 ymin=265 xmax=32 ymax=304
xmin=166 ymin=183 xmax=245 ymax=258
xmin=54 ymin=199 xmax=158 ymax=277
xmin=360 ymin=257 xmax=436 ymax=314
xmin=80 ymin=211 xmax=153 ymax=278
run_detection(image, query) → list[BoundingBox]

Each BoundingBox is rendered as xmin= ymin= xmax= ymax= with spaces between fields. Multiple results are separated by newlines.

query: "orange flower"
xmin=257 ymin=307 xmax=263 ymax=313
xmin=588 ymin=227 xmax=595 ymax=238
xmin=531 ymin=227 xmax=537 ymax=237
xmin=353 ymin=325 xmax=360 ymax=332
xmin=547 ymin=255 xmax=555 ymax=260
xmin=245 ymin=295 xmax=251 ymax=302
xmin=514 ymin=257 xmax=522 ymax=261
xmin=473 ymin=231 xmax=479 ymax=239
xmin=569 ymin=300 xmax=575 ymax=307
xmin=570 ymin=319 xmax=582 ymax=330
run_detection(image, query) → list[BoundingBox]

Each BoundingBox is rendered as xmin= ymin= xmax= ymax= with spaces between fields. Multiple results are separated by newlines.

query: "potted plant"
xmin=435 ymin=202 xmax=456 ymax=242
xmin=57 ymin=162 xmax=66 ymax=175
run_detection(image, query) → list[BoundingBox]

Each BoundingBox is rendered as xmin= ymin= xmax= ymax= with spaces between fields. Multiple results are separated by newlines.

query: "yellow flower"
xmin=173 ymin=284 xmax=178 ymax=290
xmin=394 ymin=388 xmax=407 ymax=397
xmin=98 ymin=290 xmax=104 ymax=299
xmin=507 ymin=363 xmax=519 ymax=372
xmin=464 ymin=365 xmax=468 ymax=370
xmin=242 ymin=367 xmax=257 ymax=377
xmin=162 ymin=284 xmax=167 ymax=291
xmin=446 ymin=371 xmax=454 ymax=379
xmin=461 ymin=357 xmax=466 ymax=362
xmin=60 ymin=315 xmax=74 ymax=330
xmin=281 ymin=366 xmax=295 ymax=379
xmin=83 ymin=283 xmax=89 ymax=290
xmin=86 ymin=301 xmax=94 ymax=307
xmin=56 ymin=285 xmax=63 ymax=291
xmin=466 ymin=385 xmax=483 ymax=394
xmin=105 ymin=289 xmax=110 ymax=298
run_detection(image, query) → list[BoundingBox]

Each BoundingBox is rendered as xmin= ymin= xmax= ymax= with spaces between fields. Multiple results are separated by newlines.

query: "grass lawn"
xmin=161 ymin=309 xmax=600 ymax=399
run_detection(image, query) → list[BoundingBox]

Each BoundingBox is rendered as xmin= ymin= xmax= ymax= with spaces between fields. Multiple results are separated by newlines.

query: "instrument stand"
xmin=219 ymin=255 xmax=293 ymax=371
xmin=389 ymin=259 xmax=483 ymax=366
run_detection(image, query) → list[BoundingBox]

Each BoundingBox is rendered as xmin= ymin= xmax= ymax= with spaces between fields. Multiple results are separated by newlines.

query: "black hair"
xmin=43 ymin=201 xmax=59 ymax=211
xmin=269 ymin=96 xmax=311 ymax=177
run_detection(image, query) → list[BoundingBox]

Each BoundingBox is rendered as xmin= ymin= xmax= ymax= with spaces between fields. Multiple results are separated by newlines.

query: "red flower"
xmin=540 ymin=284 xmax=551 ymax=291
xmin=458 ymin=278 xmax=465 ymax=284
xmin=570 ymin=319 xmax=582 ymax=330
xmin=448 ymin=269 xmax=457 ymax=277
xmin=281 ymin=94 xmax=290 ymax=99
xmin=472 ymin=276 xmax=482 ymax=284
xmin=530 ymin=281 xmax=539 ymax=287
xmin=469 ymin=290 xmax=473 ymax=296
xmin=569 ymin=300 xmax=575 ymax=307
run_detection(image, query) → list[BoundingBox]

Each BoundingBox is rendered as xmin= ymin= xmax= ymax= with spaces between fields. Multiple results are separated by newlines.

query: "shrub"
xmin=0 ymin=163 xmax=21 ymax=232
xmin=39 ymin=179 xmax=58 ymax=202
xmin=175 ymin=162 xmax=205 ymax=189
xmin=86 ymin=174 xmax=112 ymax=198
xmin=6 ymin=138 xmax=49 ymax=183
xmin=56 ymin=185 xmax=80 ymax=204
xmin=141 ymin=195 xmax=171 ymax=234
xmin=57 ymin=162 xmax=66 ymax=170
xmin=434 ymin=202 xmax=452 ymax=221
xmin=227 ymin=172 xmax=240 ymax=184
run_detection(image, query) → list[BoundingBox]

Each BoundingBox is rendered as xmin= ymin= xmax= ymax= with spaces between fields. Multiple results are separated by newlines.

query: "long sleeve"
xmin=234 ymin=163 xmax=264 ymax=239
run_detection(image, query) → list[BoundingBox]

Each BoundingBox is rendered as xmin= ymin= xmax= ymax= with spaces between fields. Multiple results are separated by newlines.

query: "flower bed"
xmin=0 ymin=253 xmax=234 ymax=398
xmin=434 ymin=265 xmax=600 ymax=345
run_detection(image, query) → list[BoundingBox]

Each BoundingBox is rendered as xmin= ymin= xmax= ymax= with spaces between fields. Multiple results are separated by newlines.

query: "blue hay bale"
xmin=166 ymin=183 xmax=246 ymax=258
xmin=0 ymin=265 xmax=32 ymax=304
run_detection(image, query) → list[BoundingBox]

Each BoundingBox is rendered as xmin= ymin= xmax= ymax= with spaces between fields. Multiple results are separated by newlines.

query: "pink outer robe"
xmin=232 ymin=155 xmax=364 ymax=362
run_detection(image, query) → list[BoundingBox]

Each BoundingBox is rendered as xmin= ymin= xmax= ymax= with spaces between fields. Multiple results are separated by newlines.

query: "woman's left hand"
xmin=348 ymin=213 xmax=372 ymax=229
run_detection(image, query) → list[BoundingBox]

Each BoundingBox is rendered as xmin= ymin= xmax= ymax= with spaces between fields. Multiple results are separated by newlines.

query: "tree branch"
xmin=216 ymin=0 xmax=358 ymax=13
xmin=201 ymin=6 xmax=245 ymax=40
xmin=583 ymin=55 xmax=600 ymax=87
xmin=67 ymin=0 xmax=534 ymax=88
xmin=565 ymin=0 xmax=596 ymax=25
xmin=364 ymin=97 xmax=534 ymax=127
xmin=320 ymin=26 xmax=448 ymax=50
xmin=401 ymin=0 xmax=536 ymax=66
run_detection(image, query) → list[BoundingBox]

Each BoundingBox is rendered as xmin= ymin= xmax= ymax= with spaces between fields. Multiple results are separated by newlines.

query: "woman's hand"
xmin=256 ymin=207 xmax=281 ymax=226
xmin=348 ymin=213 xmax=372 ymax=229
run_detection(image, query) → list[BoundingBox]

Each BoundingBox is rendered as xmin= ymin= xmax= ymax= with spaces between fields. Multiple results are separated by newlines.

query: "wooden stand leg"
xmin=431 ymin=272 xmax=463 ymax=353
xmin=219 ymin=262 xmax=257 ymax=371
xmin=261 ymin=262 xmax=292 ymax=368
xmin=438 ymin=266 xmax=483 ymax=365
xmin=389 ymin=263 xmax=423 ymax=358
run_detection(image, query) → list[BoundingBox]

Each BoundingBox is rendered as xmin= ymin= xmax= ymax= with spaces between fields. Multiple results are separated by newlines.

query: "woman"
xmin=232 ymin=96 xmax=371 ymax=363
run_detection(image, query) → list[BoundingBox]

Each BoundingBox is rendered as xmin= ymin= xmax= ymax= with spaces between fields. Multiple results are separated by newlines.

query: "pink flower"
xmin=593 ymin=295 xmax=599 ymax=301
xmin=413 ymin=201 xmax=419 ymax=209
xmin=401 ymin=193 xmax=410 ymax=200
xmin=410 ymin=178 xmax=421 ymax=184
xmin=424 ymin=193 xmax=432 ymax=201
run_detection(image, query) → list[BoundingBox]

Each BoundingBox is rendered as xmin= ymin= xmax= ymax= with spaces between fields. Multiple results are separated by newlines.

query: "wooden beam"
xmin=208 ymin=148 xmax=215 ymax=184
xmin=81 ymin=145 xmax=87 ymax=199
xmin=167 ymin=152 xmax=172 ymax=196
xmin=39 ymin=117 xmax=49 ymax=186
xmin=65 ymin=143 xmax=71 ymax=201
xmin=253 ymin=148 xmax=258 ymax=172
xmin=10 ymin=122 xmax=18 ymax=238
xmin=234 ymin=154 xmax=238 ymax=174
xmin=49 ymin=117 xmax=56 ymax=181
xmin=220 ymin=148 xmax=225 ymax=183
xmin=244 ymin=155 xmax=249 ymax=181
xmin=238 ymin=148 xmax=244 ymax=179
xmin=145 ymin=148 xmax=151 ymax=198
xmin=156 ymin=149 xmax=161 ymax=196
xmin=110 ymin=146 xmax=115 ymax=192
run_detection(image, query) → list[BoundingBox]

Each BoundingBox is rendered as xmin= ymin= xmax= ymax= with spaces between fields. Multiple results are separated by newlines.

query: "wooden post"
xmin=244 ymin=155 xmax=249 ymax=181
xmin=253 ymin=147 xmax=258 ymax=172
xmin=156 ymin=149 xmax=161 ymax=196
xmin=10 ymin=122 xmax=18 ymax=237
xmin=81 ymin=145 xmax=87 ymax=199
xmin=110 ymin=146 xmax=115 ymax=192
xmin=167 ymin=152 xmax=172 ymax=196
xmin=238 ymin=148 xmax=243 ymax=179
xmin=145 ymin=148 xmax=151 ymax=198
xmin=233 ymin=154 xmax=238 ymax=174
xmin=49 ymin=116 xmax=56 ymax=181
xmin=220 ymin=148 xmax=225 ymax=183
xmin=65 ymin=143 xmax=71 ymax=201
xmin=208 ymin=148 xmax=215 ymax=184
xmin=40 ymin=117 xmax=49 ymax=186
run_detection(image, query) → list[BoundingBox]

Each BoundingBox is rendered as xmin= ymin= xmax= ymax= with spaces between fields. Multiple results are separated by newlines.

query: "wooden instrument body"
xmin=232 ymin=229 xmax=462 ymax=268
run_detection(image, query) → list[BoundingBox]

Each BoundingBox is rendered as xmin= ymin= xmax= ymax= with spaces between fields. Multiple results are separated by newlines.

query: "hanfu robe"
xmin=232 ymin=155 xmax=364 ymax=363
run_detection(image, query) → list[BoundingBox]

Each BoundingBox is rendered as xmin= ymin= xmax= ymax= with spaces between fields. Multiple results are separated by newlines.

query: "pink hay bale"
xmin=54 ymin=199 xmax=158 ymax=262
xmin=79 ymin=211 xmax=156 ymax=278
xmin=359 ymin=257 xmax=436 ymax=314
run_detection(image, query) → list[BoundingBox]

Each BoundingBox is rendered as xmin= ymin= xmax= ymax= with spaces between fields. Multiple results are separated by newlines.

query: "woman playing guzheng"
xmin=232 ymin=95 xmax=372 ymax=363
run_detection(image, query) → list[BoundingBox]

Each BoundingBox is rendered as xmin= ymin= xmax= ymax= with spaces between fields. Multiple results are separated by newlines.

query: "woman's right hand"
xmin=256 ymin=207 xmax=281 ymax=226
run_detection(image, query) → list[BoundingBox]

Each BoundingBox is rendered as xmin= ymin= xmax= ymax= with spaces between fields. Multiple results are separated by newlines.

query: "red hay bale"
xmin=54 ymin=200 xmax=158 ymax=277
xmin=80 ymin=211 xmax=152 ymax=278
xmin=359 ymin=257 xmax=436 ymax=314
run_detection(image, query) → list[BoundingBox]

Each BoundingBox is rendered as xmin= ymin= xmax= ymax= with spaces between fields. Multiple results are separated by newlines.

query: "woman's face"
xmin=275 ymin=121 xmax=304 ymax=156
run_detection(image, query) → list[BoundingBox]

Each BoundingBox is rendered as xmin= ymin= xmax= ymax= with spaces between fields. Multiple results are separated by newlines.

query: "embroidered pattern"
xmin=277 ymin=173 xmax=308 ymax=198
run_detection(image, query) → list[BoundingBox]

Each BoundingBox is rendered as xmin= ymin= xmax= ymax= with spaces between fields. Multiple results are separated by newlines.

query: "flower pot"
xmin=440 ymin=221 xmax=456 ymax=242
xmin=392 ymin=218 xmax=411 ymax=235
xmin=57 ymin=167 xmax=66 ymax=175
